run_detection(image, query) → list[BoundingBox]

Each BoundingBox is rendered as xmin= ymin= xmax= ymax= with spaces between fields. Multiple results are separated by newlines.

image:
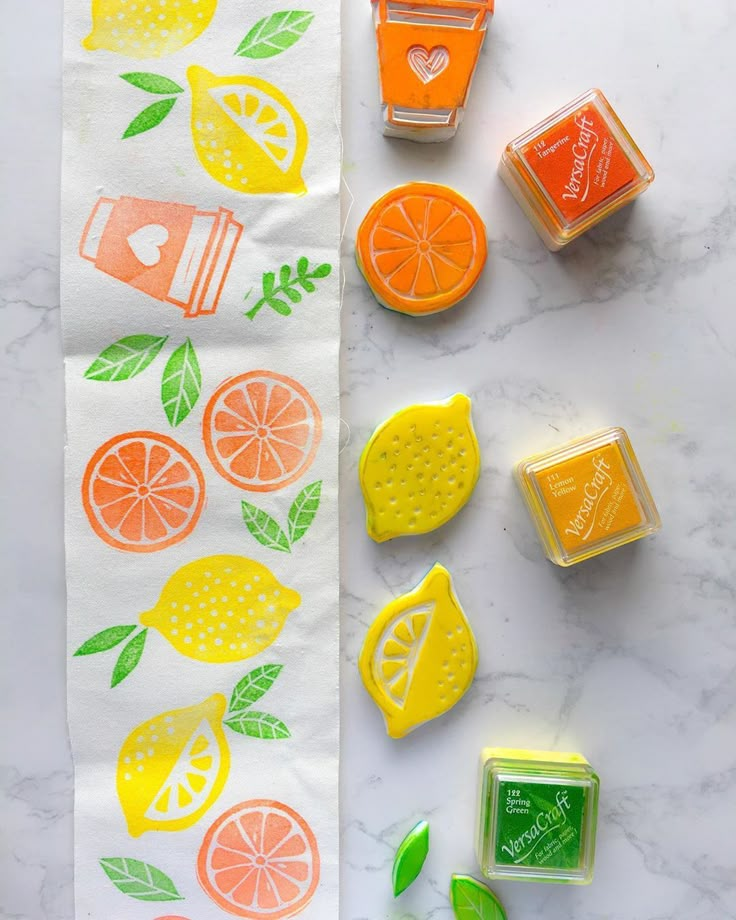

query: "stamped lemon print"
xmin=117 ymin=664 xmax=291 ymax=836
xmin=74 ymin=555 xmax=301 ymax=685
xmin=83 ymin=0 xmax=217 ymax=58
xmin=359 ymin=393 xmax=480 ymax=542
xmin=359 ymin=564 xmax=478 ymax=738
xmin=187 ymin=66 xmax=308 ymax=195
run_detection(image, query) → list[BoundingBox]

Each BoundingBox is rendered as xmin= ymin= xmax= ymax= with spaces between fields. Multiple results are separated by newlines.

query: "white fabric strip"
xmin=62 ymin=2 xmax=340 ymax=916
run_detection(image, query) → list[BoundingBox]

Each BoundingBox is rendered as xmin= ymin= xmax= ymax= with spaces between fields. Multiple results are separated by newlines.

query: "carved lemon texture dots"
xmin=359 ymin=394 xmax=480 ymax=542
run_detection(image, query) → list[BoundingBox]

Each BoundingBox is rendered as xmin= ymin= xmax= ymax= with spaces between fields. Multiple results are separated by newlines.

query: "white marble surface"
xmin=2 ymin=1 xmax=736 ymax=918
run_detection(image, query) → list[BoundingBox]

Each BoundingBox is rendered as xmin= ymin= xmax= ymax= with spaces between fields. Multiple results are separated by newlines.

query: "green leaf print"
xmin=111 ymin=629 xmax=148 ymax=688
xmin=224 ymin=711 xmax=291 ymax=739
xmin=235 ymin=11 xmax=315 ymax=59
xmin=241 ymin=501 xmax=291 ymax=553
xmin=123 ymin=97 xmax=178 ymax=138
xmin=450 ymin=875 xmax=507 ymax=920
xmin=100 ymin=857 xmax=183 ymax=901
xmin=287 ymin=480 xmax=322 ymax=544
xmin=84 ymin=335 xmax=168 ymax=381
xmin=245 ymin=258 xmax=333 ymax=319
xmin=161 ymin=337 xmax=202 ymax=427
xmin=228 ymin=664 xmax=284 ymax=712
xmin=74 ymin=625 xmax=138 ymax=656
xmin=120 ymin=72 xmax=185 ymax=94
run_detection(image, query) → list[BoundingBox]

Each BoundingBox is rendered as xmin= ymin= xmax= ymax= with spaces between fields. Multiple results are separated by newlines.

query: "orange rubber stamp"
xmin=356 ymin=183 xmax=487 ymax=315
xmin=370 ymin=0 xmax=494 ymax=142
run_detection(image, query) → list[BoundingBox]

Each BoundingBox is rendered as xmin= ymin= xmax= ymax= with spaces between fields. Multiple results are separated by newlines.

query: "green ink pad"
xmin=476 ymin=748 xmax=599 ymax=885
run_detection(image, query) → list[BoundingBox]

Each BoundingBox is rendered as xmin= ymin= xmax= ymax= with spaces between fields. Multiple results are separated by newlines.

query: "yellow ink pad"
xmin=515 ymin=427 xmax=660 ymax=566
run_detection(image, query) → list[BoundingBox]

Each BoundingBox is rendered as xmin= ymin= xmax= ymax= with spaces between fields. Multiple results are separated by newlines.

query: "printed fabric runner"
xmin=61 ymin=2 xmax=340 ymax=917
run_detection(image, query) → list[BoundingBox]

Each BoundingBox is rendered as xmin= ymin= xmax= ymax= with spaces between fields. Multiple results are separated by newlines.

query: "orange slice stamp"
xmin=82 ymin=431 xmax=205 ymax=553
xmin=198 ymin=799 xmax=320 ymax=918
xmin=203 ymin=371 xmax=322 ymax=492
xmin=356 ymin=183 xmax=487 ymax=316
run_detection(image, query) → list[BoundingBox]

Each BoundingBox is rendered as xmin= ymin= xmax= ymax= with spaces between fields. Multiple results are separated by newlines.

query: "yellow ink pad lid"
xmin=515 ymin=427 xmax=661 ymax=567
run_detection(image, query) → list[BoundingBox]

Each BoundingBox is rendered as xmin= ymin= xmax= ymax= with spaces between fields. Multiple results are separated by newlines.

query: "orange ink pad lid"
xmin=499 ymin=89 xmax=654 ymax=250
xmin=515 ymin=427 xmax=661 ymax=566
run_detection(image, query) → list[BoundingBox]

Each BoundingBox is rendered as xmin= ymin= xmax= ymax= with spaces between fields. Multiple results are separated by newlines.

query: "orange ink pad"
xmin=356 ymin=182 xmax=487 ymax=315
xmin=499 ymin=89 xmax=654 ymax=250
xmin=370 ymin=0 xmax=494 ymax=142
xmin=515 ymin=427 xmax=661 ymax=566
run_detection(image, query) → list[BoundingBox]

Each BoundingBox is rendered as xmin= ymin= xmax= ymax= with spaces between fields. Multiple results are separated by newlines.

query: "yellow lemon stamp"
xmin=187 ymin=66 xmax=308 ymax=195
xmin=83 ymin=0 xmax=217 ymax=58
xmin=117 ymin=664 xmax=291 ymax=836
xmin=74 ymin=555 xmax=301 ymax=685
xmin=359 ymin=564 xmax=478 ymax=738
xmin=359 ymin=393 xmax=480 ymax=542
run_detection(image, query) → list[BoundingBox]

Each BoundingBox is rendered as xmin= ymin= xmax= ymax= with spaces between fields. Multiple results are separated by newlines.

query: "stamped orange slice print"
xmin=197 ymin=799 xmax=320 ymax=918
xmin=356 ymin=183 xmax=487 ymax=316
xmin=82 ymin=431 xmax=205 ymax=552
xmin=203 ymin=372 xmax=322 ymax=492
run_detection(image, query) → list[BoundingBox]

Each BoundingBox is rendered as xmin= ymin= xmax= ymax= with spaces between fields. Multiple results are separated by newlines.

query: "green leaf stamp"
xmin=229 ymin=663 xmax=284 ymax=711
xmin=450 ymin=875 xmax=507 ymax=920
xmin=235 ymin=11 xmax=315 ymax=59
xmin=241 ymin=481 xmax=322 ymax=553
xmin=120 ymin=72 xmax=185 ymax=95
xmin=223 ymin=711 xmax=291 ymax=739
xmin=161 ymin=337 xmax=202 ymax=427
xmin=121 ymin=73 xmax=182 ymax=139
xmin=100 ymin=857 xmax=183 ymax=902
xmin=245 ymin=258 xmax=332 ymax=319
xmin=392 ymin=819 xmax=429 ymax=897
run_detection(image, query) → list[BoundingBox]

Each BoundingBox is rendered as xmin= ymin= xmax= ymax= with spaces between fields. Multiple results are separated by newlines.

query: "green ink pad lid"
xmin=476 ymin=748 xmax=599 ymax=885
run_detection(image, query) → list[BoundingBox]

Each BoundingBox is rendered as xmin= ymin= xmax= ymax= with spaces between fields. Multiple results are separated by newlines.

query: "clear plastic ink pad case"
xmin=515 ymin=427 xmax=661 ymax=566
xmin=477 ymin=748 xmax=599 ymax=885
xmin=499 ymin=88 xmax=654 ymax=250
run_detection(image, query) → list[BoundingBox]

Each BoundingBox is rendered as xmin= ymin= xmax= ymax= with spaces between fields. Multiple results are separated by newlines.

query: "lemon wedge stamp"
xmin=73 ymin=555 xmax=301 ymax=685
xmin=359 ymin=394 xmax=481 ymax=542
xmin=117 ymin=664 xmax=290 ymax=836
xmin=359 ymin=564 xmax=478 ymax=738
xmin=187 ymin=66 xmax=308 ymax=195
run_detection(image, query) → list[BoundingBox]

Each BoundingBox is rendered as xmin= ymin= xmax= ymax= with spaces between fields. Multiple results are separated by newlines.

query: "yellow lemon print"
xmin=187 ymin=66 xmax=308 ymax=195
xmin=117 ymin=694 xmax=230 ymax=837
xmin=359 ymin=564 xmax=478 ymax=738
xmin=117 ymin=664 xmax=292 ymax=836
xmin=83 ymin=0 xmax=217 ymax=58
xmin=359 ymin=393 xmax=481 ymax=542
xmin=140 ymin=555 xmax=301 ymax=664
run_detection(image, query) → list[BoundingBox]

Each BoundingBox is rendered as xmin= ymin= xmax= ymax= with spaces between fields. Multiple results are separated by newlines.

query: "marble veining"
xmin=2 ymin=0 xmax=736 ymax=918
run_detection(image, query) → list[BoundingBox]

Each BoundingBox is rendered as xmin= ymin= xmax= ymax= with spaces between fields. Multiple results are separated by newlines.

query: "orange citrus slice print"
xmin=82 ymin=431 xmax=205 ymax=553
xmin=203 ymin=372 xmax=322 ymax=492
xmin=356 ymin=182 xmax=487 ymax=315
xmin=198 ymin=799 xmax=320 ymax=919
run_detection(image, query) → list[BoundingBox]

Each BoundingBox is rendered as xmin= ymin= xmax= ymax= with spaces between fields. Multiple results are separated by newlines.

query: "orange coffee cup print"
xmin=82 ymin=431 xmax=205 ymax=553
xmin=371 ymin=0 xmax=494 ymax=141
xmin=198 ymin=799 xmax=320 ymax=918
xmin=80 ymin=196 xmax=243 ymax=317
xmin=203 ymin=372 xmax=322 ymax=492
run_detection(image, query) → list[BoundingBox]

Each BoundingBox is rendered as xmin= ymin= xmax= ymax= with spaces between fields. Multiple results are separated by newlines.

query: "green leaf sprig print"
xmin=450 ymin=874 xmax=508 ymax=920
xmin=223 ymin=665 xmax=291 ymax=739
xmin=84 ymin=335 xmax=201 ymax=427
xmin=100 ymin=857 xmax=183 ymax=902
xmin=120 ymin=73 xmax=184 ymax=138
xmin=245 ymin=258 xmax=332 ymax=320
xmin=74 ymin=625 xmax=147 ymax=688
xmin=241 ymin=481 xmax=322 ymax=553
xmin=236 ymin=11 xmax=315 ymax=59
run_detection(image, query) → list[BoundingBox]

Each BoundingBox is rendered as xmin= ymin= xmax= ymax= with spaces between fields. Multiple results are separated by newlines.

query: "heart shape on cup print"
xmin=407 ymin=45 xmax=450 ymax=84
xmin=126 ymin=223 xmax=170 ymax=267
